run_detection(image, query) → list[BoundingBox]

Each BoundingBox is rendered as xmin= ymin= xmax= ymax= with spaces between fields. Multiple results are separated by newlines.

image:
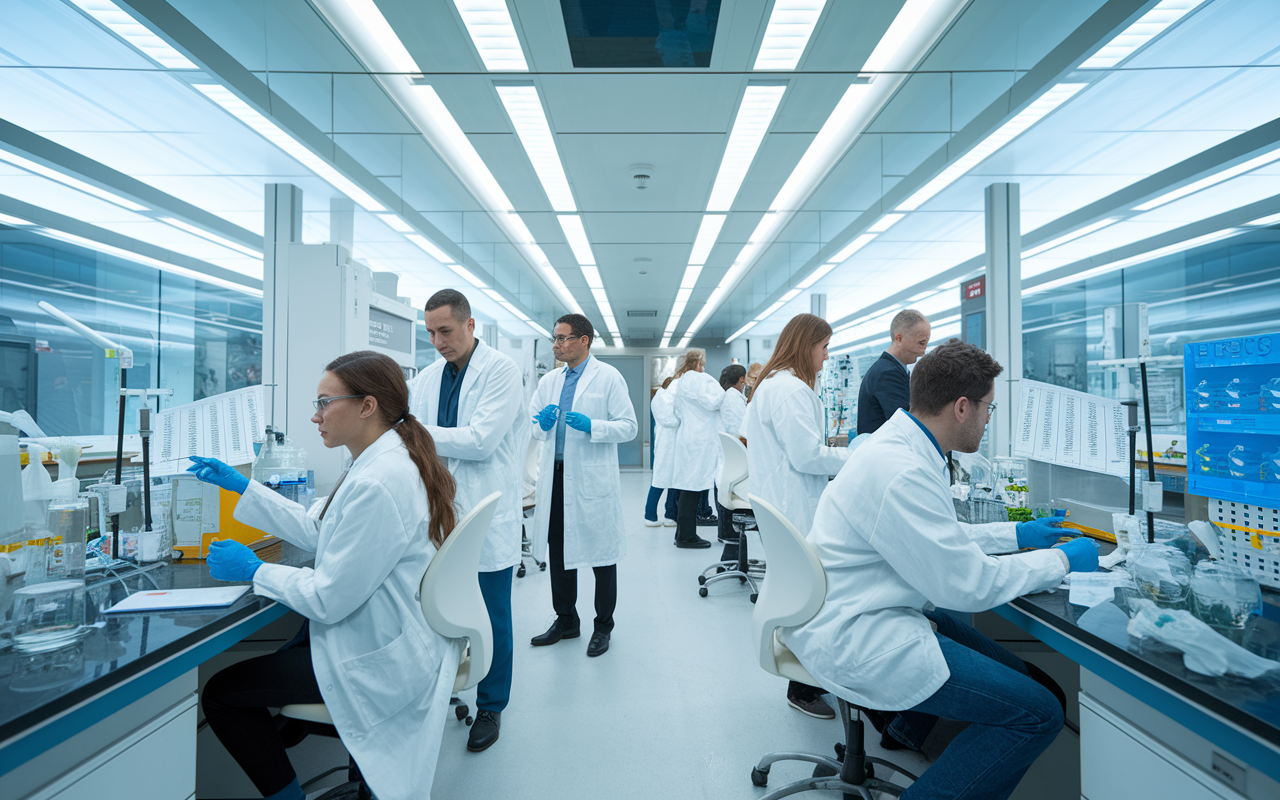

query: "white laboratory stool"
xmin=698 ymin=432 xmax=762 ymax=601
xmin=279 ymin=492 xmax=500 ymax=790
xmin=518 ymin=435 xmax=545 ymax=578
xmin=747 ymin=494 xmax=919 ymax=799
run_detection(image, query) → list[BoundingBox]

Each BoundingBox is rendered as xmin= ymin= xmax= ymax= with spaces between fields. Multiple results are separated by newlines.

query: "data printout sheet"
xmin=1013 ymin=380 xmax=1130 ymax=478
xmin=150 ymin=385 xmax=267 ymax=475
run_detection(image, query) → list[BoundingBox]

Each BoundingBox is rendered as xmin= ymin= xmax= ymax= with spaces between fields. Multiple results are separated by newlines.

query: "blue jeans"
xmin=893 ymin=611 xmax=1063 ymax=800
xmin=476 ymin=567 xmax=513 ymax=712
xmin=644 ymin=486 xmax=678 ymax=522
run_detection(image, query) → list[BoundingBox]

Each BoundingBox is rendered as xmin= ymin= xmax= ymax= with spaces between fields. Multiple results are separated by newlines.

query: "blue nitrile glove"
xmin=187 ymin=456 xmax=250 ymax=494
xmin=1054 ymin=537 xmax=1099 ymax=573
xmin=1016 ymin=517 xmax=1067 ymax=550
xmin=207 ymin=539 xmax=263 ymax=582
xmin=534 ymin=404 xmax=558 ymax=431
xmin=564 ymin=412 xmax=592 ymax=434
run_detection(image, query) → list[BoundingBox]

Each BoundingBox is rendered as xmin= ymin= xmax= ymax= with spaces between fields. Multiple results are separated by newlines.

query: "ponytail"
xmin=324 ymin=351 xmax=457 ymax=547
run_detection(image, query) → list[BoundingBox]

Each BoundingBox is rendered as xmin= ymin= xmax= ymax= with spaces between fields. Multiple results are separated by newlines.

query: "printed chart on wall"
xmin=1013 ymin=379 xmax=1129 ymax=478
xmin=151 ymin=385 xmax=267 ymax=475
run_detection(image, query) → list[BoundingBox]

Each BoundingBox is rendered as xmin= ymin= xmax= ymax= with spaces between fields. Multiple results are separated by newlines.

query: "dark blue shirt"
xmin=437 ymin=353 xmax=470 ymax=428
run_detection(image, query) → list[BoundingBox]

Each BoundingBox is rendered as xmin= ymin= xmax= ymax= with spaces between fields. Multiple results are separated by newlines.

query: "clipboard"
xmin=103 ymin=585 xmax=251 ymax=614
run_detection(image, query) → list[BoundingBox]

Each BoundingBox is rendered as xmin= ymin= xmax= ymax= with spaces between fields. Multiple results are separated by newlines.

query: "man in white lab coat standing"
xmin=408 ymin=289 xmax=527 ymax=753
xmin=528 ymin=314 xmax=637 ymax=658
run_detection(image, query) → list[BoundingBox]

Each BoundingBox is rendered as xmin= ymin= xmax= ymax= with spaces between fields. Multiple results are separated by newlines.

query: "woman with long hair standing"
xmin=669 ymin=348 xmax=723 ymax=549
xmin=189 ymin=351 xmax=460 ymax=800
xmin=645 ymin=376 xmax=679 ymax=527
xmin=743 ymin=314 xmax=850 ymax=720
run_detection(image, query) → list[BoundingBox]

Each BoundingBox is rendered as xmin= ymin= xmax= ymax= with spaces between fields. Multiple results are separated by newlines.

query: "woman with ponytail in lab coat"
xmin=668 ymin=349 xmax=723 ymax=549
xmin=191 ymin=351 xmax=461 ymax=800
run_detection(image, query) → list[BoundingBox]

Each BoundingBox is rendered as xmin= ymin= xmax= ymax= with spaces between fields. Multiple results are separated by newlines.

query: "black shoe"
xmin=531 ymin=619 xmax=580 ymax=646
xmin=697 ymin=514 xmax=718 ymax=526
xmin=466 ymin=710 xmax=500 ymax=752
xmin=787 ymin=692 xmax=836 ymax=720
xmin=675 ymin=537 xmax=712 ymax=549
xmin=586 ymin=631 xmax=610 ymax=657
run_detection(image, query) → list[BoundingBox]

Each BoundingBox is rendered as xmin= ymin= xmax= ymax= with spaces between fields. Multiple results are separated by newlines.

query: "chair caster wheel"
xmin=751 ymin=766 xmax=769 ymax=787
xmin=750 ymin=593 xmax=758 ymax=603
xmin=738 ymin=576 xmax=746 ymax=584
xmin=698 ymin=587 xmax=708 ymax=597
xmin=539 ymin=562 xmax=546 ymax=571
xmin=464 ymin=715 xmax=474 ymax=726
xmin=517 ymin=564 xmax=526 ymax=578
xmin=697 ymin=575 xmax=706 ymax=585
xmin=455 ymin=705 xmax=468 ymax=722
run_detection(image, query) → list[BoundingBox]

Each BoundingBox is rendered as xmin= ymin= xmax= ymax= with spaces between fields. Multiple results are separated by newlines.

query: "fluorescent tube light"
xmin=0 ymin=151 xmax=148 ymax=211
xmin=1079 ymin=0 xmax=1208 ymax=69
xmin=159 ymin=217 xmax=262 ymax=257
xmin=1244 ymin=211 xmax=1280 ymax=227
xmin=590 ymin=287 xmax=609 ymax=305
xmin=1134 ymin=150 xmax=1280 ymax=211
xmin=897 ymin=83 xmax=1087 ymax=212
xmin=497 ymin=300 xmax=530 ymax=321
xmin=754 ymin=300 xmax=787 ymax=321
xmin=1021 ymin=217 xmax=1122 ymax=258
xmin=405 ymin=233 xmax=456 ymax=264
xmin=377 ymin=213 xmax=414 ymax=233
xmin=528 ymin=321 xmax=551 ymax=338
xmin=498 ymin=86 xmax=576 ymax=212
xmin=67 ymin=0 xmax=197 ymax=69
xmin=0 ymin=212 xmax=35 ymax=226
xmin=37 ymin=228 xmax=262 ymax=294
xmin=689 ymin=215 xmax=726 ymax=265
xmin=452 ymin=0 xmax=529 ymax=71
xmin=727 ymin=320 xmax=758 ymax=342
xmin=796 ymin=262 xmax=837 ymax=289
xmin=753 ymin=0 xmax=828 ymax=70
xmin=706 ymin=85 xmax=787 ymax=212
xmin=659 ymin=337 xmax=672 ymax=348
xmin=833 ymin=233 xmax=877 ymax=262
xmin=680 ymin=265 xmax=703 ymax=289
xmin=447 ymin=263 xmax=488 ymax=289
xmin=781 ymin=288 xmax=801 ymax=302
xmin=867 ymin=213 xmax=904 ymax=233
xmin=483 ymin=288 xmax=505 ymax=302
xmin=676 ymin=288 xmax=693 ymax=302
xmin=677 ymin=337 xmax=691 ymax=348
xmin=192 ymin=84 xmax=388 ymax=213
xmin=557 ymin=215 xmax=595 ymax=265
xmin=580 ymin=264 xmax=604 ymax=289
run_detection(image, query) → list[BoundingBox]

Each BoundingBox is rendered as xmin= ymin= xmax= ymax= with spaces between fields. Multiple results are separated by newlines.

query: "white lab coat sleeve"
xmin=687 ymin=375 xmax=724 ymax=411
xmin=651 ymin=389 xmax=677 ymax=427
xmin=959 ymin=521 xmax=1020 ymax=554
xmin=529 ymin=379 xmax=553 ymax=441
xmin=864 ymin=467 xmax=1068 ymax=612
xmin=233 ymin=481 xmax=322 ymax=551
xmin=771 ymin=389 xmax=848 ymax=476
xmin=250 ymin=478 xmax=414 ymax=625
xmin=589 ymin=374 xmax=638 ymax=444
xmin=426 ymin=360 xmax=522 ymax=461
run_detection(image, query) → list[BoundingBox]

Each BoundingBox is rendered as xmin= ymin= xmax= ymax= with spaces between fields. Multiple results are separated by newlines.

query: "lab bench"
xmin=996 ymin=583 xmax=1280 ymax=800
xmin=0 ymin=549 xmax=308 ymax=800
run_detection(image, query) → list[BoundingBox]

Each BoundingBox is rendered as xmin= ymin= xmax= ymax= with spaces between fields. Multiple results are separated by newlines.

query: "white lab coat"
xmin=650 ymin=385 xmax=678 ymax=489
xmin=408 ymin=339 xmax=528 ymax=572
xmin=782 ymin=411 xmax=1069 ymax=711
xmin=719 ymin=385 xmax=746 ymax=436
xmin=670 ymin=370 xmax=724 ymax=492
xmin=742 ymin=371 xmax=849 ymax=536
xmin=237 ymin=429 xmax=461 ymax=800
xmin=529 ymin=356 xmax=638 ymax=569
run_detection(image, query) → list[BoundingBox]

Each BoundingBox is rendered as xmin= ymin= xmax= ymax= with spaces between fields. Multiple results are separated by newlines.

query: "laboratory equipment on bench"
xmin=252 ymin=426 xmax=313 ymax=507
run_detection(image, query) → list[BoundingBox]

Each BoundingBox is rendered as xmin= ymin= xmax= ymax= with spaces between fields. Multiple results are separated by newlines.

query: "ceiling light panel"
xmin=497 ymin=85 xmax=576 ymax=212
xmin=1133 ymin=149 xmax=1280 ymax=211
xmin=754 ymin=0 xmax=828 ymax=70
xmin=796 ymin=261 xmax=836 ymax=289
xmin=0 ymin=213 xmax=34 ymax=226
xmin=706 ymin=85 xmax=787 ymax=212
xmin=405 ymin=233 xmax=455 ymax=264
xmin=377 ymin=213 xmax=414 ymax=233
xmin=1078 ymin=0 xmax=1208 ymax=69
xmin=680 ymin=265 xmax=703 ymax=288
xmin=690 ymin=215 xmax=727 ymax=265
xmin=0 ymin=151 xmax=147 ymax=211
xmin=159 ymin=216 xmax=261 ymax=257
xmin=447 ymin=263 xmax=489 ymax=288
xmin=557 ymin=215 xmax=595 ymax=265
xmin=452 ymin=0 xmax=529 ymax=71
xmin=727 ymin=320 xmax=758 ymax=342
xmin=580 ymin=264 xmax=604 ymax=288
xmin=867 ymin=213 xmax=904 ymax=233
xmin=66 ymin=0 xmax=197 ymax=68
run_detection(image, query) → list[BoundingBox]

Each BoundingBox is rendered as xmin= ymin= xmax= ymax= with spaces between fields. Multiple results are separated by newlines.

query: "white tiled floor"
xmin=428 ymin=471 xmax=929 ymax=799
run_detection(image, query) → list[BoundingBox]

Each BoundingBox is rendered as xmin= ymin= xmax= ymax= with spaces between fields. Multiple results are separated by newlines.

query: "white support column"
xmin=329 ymin=197 xmax=354 ymax=254
xmin=482 ymin=323 xmax=499 ymax=350
xmin=263 ymin=183 xmax=302 ymax=430
xmin=810 ymin=293 xmax=827 ymax=320
xmin=984 ymin=183 xmax=1022 ymax=459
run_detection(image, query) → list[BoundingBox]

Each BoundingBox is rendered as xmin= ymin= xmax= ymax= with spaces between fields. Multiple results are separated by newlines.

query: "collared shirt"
xmin=904 ymin=411 xmax=945 ymax=467
xmin=437 ymin=343 xmax=475 ymax=428
xmin=555 ymin=356 xmax=590 ymax=461
xmin=887 ymin=351 xmax=908 ymax=371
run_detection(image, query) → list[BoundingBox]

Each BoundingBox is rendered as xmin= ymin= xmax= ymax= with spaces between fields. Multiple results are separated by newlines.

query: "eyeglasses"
xmin=551 ymin=335 xmax=585 ymax=345
xmin=979 ymin=400 xmax=997 ymax=420
xmin=312 ymin=395 xmax=364 ymax=412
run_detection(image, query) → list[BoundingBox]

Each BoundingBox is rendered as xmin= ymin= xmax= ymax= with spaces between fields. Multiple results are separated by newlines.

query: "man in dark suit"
xmin=857 ymin=309 xmax=931 ymax=435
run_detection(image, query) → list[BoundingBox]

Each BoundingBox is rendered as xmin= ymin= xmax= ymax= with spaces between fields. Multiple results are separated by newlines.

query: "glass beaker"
xmin=1129 ymin=545 xmax=1192 ymax=609
xmin=13 ymin=579 xmax=85 ymax=651
xmin=1190 ymin=562 xmax=1262 ymax=643
xmin=46 ymin=499 xmax=89 ymax=579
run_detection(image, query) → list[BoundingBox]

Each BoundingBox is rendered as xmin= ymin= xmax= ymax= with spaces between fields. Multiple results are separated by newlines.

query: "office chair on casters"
xmin=698 ymin=433 xmax=763 ymax=601
xmin=278 ymin=492 xmax=500 ymax=795
xmin=518 ymin=435 xmax=545 ymax=578
xmin=748 ymin=494 xmax=918 ymax=799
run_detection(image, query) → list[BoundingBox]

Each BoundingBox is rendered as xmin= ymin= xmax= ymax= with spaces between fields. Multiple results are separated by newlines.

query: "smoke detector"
xmin=629 ymin=164 xmax=653 ymax=191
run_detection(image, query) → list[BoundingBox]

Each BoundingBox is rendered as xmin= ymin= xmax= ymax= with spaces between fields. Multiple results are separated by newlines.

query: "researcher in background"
xmin=715 ymin=364 xmax=747 ymax=559
xmin=528 ymin=314 xmax=637 ymax=658
xmin=645 ymin=376 xmax=679 ymax=527
xmin=743 ymin=313 xmax=851 ymax=721
xmin=783 ymin=340 xmax=1098 ymax=800
xmin=744 ymin=361 xmax=764 ymax=400
xmin=857 ymin=309 xmax=931 ymax=435
xmin=191 ymin=351 xmax=460 ymax=800
xmin=668 ymin=349 xmax=723 ymax=549
xmin=408 ymin=288 xmax=526 ymax=753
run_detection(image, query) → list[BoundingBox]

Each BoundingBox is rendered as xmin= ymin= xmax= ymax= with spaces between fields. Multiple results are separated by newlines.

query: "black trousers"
xmin=675 ymin=486 xmax=702 ymax=544
xmin=202 ymin=647 xmax=326 ymax=797
xmin=549 ymin=463 xmax=617 ymax=634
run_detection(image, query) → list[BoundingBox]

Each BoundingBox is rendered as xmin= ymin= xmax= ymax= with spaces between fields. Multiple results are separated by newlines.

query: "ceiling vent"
xmin=627 ymin=330 xmax=658 ymax=341
xmin=627 ymin=310 xmax=658 ymax=317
